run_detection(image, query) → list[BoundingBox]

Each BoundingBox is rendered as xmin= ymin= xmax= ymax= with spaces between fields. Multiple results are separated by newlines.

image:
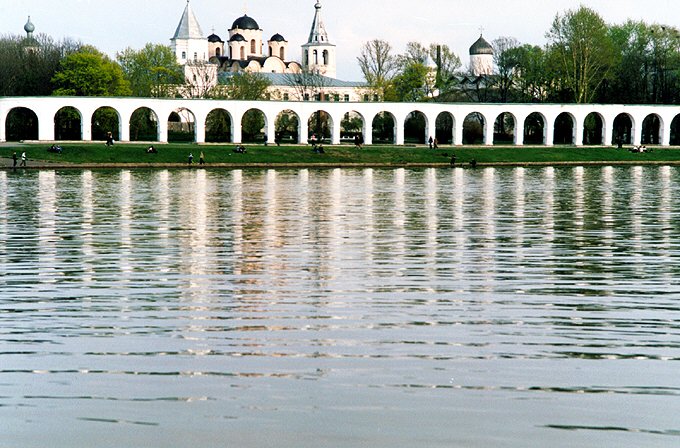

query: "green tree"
xmin=220 ymin=71 xmax=272 ymax=100
xmin=116 ymin=43 xmax=184 ymax=97
xmin=357 ymin=39 xmax=398 ymax=98
xmin=492 ymin=37 xmax=520 ymax=102
xmin=429 ymin=43 xmax=461 ymax=92
xmin=510 ymin=44 xmax=551 ymax=102
xmin=546 ymin=6 xmax=615 ymax=103
xmin=52 ymin=45 xmax=131 ymax=96
xmin=390 ymin=62 xmax=430 ymax=102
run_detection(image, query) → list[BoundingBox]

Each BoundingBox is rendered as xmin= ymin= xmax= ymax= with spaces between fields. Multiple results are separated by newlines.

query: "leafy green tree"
xmin=429 ymin=43 xmax=461 ymax=92
xmin=492 ymin=37 xmax=520 ymax=102
xmin=116 ymin=43 xmax=183 ymax=97
xmin=220 ymin=71 xmax=272 ymax=100
xmin=546 ymin=6 xmax=615 ymax=103
xmin=52 ymin=45 xmax=131 ymax=96
xmin=389 ymin=62 xmax=430 ymax=102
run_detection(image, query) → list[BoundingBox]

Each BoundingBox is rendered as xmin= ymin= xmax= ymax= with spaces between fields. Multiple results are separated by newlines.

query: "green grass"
xmin=3 ymin=142 xmax=680 ymax=166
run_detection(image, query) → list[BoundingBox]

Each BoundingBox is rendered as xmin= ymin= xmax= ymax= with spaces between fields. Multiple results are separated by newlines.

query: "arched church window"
xmin=280 ymin=47 xmax=285 ymax=60
xmin=182 ymin=51 xmax=186 ymax=60
xmin=194 ymin=52 xmax=198 ymax=61
xmin=323 ymin=50 xmax=329 ymax=65
xmin=250 ymin=39 xmax=256 ymax=54
xmin=304 ymin=50 xmax=309 ymax=64
xmin=313 ymin=50 xmax=318 ymax=65
xmin=269 ymin=46 xmax=273 ymax=57
xmin=240 ymin=47 xmax=245 ymax=60
xmin=216 ymin=47 xmax=221 ymax=57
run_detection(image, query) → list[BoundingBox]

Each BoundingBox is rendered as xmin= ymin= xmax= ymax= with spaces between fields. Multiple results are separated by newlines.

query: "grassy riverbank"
xmin=3 ymin=141 xmax=680 ymax=167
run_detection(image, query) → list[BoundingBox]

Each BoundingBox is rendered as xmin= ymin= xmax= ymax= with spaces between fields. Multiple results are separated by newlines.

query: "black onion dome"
xmin=269 ymin=33 xmax=286 ymax=42
xmin=208 ymin=33 xmax=223 ymax=43
xmin=470 ymin=35 xmax=493 ymax=55
xmin=230 ymin=33 xmax=246 ymax=42
xmin=231 ymin=15 xmax=259 ymax=30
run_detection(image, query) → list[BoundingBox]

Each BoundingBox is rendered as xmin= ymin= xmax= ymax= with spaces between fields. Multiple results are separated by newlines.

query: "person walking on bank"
xmin=20 ymin=151 xmax=27 ymax=167
xmin=188 ymin=153 xmax=193 ymax=164
xmin=12 ymin=152 xmax=17 ymax=169
xmin=428 ymin=136 xmax=434 ymax=149
xmin=199 ymin=151 xmax=205 ymax=165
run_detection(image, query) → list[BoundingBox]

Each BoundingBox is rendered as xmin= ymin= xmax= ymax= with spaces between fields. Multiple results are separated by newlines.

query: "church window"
xmin=216 ymin=47 xmax=221 ymax=57
xmin=240 ymin=47 xmax=245 ymax=59
xmin=344 ymin=94 xmax=350 ymax=102
xmin=194 ymin=52 xmax=198 ymax=61
xmin=251 ymin=39 xmax=256 ymax=54
xmin=363 ymin=94 xmax=369 ymax=102
xmin=181 ymin=51 xmax=186 ymax=60
xmin=334 ymin=94 xmax=339 ymax=102
xmin=304 ymin=50 xmax=309 ymax=64
xmin=280 ymin=47 xmax=285 ymax=60
xmin=323 ymin=50 xmax=329 ymax=65
xmin=269 ymin=46 xmax=273 ymax=56
xmin=283 ymin=93 xmax=289 ymax=101
xmin=304 ymin=93 xmax=310 ymax=101
xmin=313 ymin=50 xmax=318 ymax=65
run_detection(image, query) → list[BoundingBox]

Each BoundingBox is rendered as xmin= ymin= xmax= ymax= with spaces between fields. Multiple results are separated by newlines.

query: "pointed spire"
xmin=172 ymin=0 xmax=204 ymax=40
xmin=307 ymin=0 xmax=330 ymax=44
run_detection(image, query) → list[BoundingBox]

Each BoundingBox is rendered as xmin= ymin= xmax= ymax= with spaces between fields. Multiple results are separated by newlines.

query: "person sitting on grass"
xmin=146 ymin=146 xmax=157 ymax=154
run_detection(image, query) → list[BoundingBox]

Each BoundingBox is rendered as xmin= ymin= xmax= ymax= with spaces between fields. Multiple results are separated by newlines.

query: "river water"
xmin=0 ymin=166 xmax=679 ymax=447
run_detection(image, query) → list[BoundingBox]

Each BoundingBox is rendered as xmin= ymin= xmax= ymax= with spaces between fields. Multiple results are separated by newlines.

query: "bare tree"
xmin=357 ymin=39 xmax=398 ymax=97
xmin=283 ymin=69 xmax=334 ymax=101
xmin=182 ymin=61 xmax=219 ymax=98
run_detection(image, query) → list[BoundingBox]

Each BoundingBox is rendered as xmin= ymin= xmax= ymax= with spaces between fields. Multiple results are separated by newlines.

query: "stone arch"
xmin=54 ymin=106 xmax=82 ymax=141
xmin=340 ymin=110 xmax=366 ymax=143
xmin=493 ymin=112 xmax=516 ymax=144
xmin=554 ymin=112 xmax=576 ymax=145
xmin=463 ymin=112 xmax=485 ymax=145
xmin=435 ymin=112 xmax=454 ymax=145
xmin=92 ymin=106 xmax=121 ymax=141
xmin=205 ymin=108 xmax=232 ymax=143
xmin=168 ymin=108 xmax=196 ymax=143
xmin=670 ymin=115 xmax=680 ymax=145
xmin=641 ymin=114 xmax=662 ymax=145
xmin=523 ymin=112 xmax=546 ymax=145
xmin=242 ymin=108 xmax=267 ymax=143
xmin=307 ymin=109 xmax=333 ymax=142
xmin=5 ymin=107 xmax=38 ymax=141
xmin=275 ymin=109 xmax=300 ymax=144
xmin=583 ymin=112 xmax=605 ymax=145
xmin=612 ymin=113 xmax=633 ymax=145
xmin=129 ymin=107 xmax=159 ymax=142
xmin=404 ymin=110 xmax=427 ymax=144
xmin=372 ymin=111 xmax=396 ymax=144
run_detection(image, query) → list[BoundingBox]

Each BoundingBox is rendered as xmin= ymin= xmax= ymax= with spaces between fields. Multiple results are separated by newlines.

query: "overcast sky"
xmin=1 ymin=0 xmax=678 ymax=80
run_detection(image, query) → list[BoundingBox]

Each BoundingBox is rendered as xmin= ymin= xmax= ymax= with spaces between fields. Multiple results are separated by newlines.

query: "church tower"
xmin=171 ymin=0 xmax=209 ymax=64
xmin=469 ymin=33 xmax=494 ymax=76
xmin=301 ymin=1 xmax=336 ymax=78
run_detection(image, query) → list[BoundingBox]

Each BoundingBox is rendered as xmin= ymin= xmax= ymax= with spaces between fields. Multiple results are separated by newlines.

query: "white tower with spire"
xmin=171 ymin=0 xmax=209 ymax=64
xmin=301 ymin=1 xmax=336 ymax=78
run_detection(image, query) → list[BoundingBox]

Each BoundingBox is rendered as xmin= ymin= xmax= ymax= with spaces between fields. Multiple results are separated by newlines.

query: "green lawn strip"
xmin=2 ymin=142 xmax=680 ymax=166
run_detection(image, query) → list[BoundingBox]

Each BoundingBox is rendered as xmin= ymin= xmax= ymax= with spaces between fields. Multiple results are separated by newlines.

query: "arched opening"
xmin=280 ymin=47 xmax=285 ymax=60
xmin=5 ymin=107 xmax=38 ymax=141
xmin=206 ymin=108 xmax=232 ymax=143
xmin=168 ymin=108 xmax=196 ymax=143
xmin=463 ymin=113 xmax=485 ymax=145
xmin=242 ymin=108 xmax=267 ymax=143
xmin=493 ymin=112 xmax=515 ymax=144
xmin=268 ymin=46 xmax=273 ymax=57
xmin=250 ymin=39 xmax=256 ymax=54
xmin=641 ymin=114 xmax=662 ymax=145
xmin=308 ymin=110 xmax=332 ymax=142
xmin=216 ymin=47 xmax=221 ymax=57
xmin=404 ymin=111 xmax=427 ymax=144
xmin=275 ymin=109 xmax=300 ymax=144
xmin=435 ymin=112 xmax=454 ymax=145
xmin=523 ymin=112 xmax=545 ymax=145
xmin=583 ymin=113 xmax=604 ymax=145
xmin=54 ymin=106 xmax=82 ymax=141
xmin=92 ymin=107 xmax=120 ymax=142
xmin=129 ymin=107 xmax=159 ymax=142
xmin=313 ymin=50 xmax=318 ymax=65
xmin=240 ymin=47 xmax=245 ymax=60
xmin=613 ymin=114 xmax=633 ymax=145
xmin=323 ymin=50 xmax=329 ymax=65
xmin=670 ymin=115 xmax=680 ymax=145
xmin=372 ymin=112 xmax=396 ymax=144
xmin=340 ymin=111 xmax=365 ymax=143
xmin=554 ymin=112 xmax=575 ymax=145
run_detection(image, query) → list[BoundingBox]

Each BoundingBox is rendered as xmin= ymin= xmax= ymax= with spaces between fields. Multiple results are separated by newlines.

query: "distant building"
xmin=169 ymin=0 xmax=368 ymax=100
xmin=469 ymin=34 xmax=494 ymax=76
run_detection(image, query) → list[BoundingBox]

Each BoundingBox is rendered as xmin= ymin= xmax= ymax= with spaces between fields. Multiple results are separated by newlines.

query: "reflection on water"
xmin=1 ymin=167 xmax=680 ymax=448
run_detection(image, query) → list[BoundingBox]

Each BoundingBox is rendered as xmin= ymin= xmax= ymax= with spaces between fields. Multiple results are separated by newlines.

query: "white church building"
xmin=170 ymin=0 xmax=368 ymax=101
